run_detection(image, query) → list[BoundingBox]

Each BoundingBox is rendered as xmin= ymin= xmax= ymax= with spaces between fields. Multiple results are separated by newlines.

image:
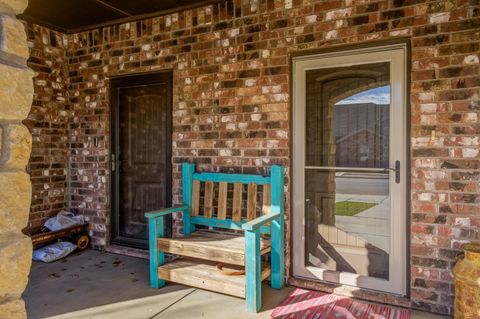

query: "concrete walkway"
xmin=23 ymin=250 xmax=448 ymax=319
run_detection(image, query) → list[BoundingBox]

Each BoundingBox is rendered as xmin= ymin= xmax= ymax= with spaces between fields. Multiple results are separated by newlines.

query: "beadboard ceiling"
xmin=19 ymin=0 xmax=220 ymax=34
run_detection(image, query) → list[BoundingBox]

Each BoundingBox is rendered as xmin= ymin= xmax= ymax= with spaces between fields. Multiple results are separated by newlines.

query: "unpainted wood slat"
xmin=217 ymin=182 xmax=228 ymax=219
xmin=157 ymin=258 xmax=271 ymax=298
xmin=204 ymin=181 xmax=214 ymax=218
xmin=232 ymin=183 xmax=243 ymax=222
xmin=247 ymin=183 xmax=257 ymax=221
xmin=191 ymin=180 xmax=200 ymax=216
xmin=262 ymin=184 xmax=271 ymax=215
xmin=157 ymin=230 xmax=271 ymax=266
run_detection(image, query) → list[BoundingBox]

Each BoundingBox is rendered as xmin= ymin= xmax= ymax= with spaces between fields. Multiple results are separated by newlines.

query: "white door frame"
xmin=292 ymin=44 xmax=407 ymax=295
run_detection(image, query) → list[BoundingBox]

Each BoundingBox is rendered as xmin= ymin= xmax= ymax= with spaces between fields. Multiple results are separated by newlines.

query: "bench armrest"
xmin=242 ymin=212 xmax=280 ymax=232
xmin=144 ymin=205 xmax=189 ymax=219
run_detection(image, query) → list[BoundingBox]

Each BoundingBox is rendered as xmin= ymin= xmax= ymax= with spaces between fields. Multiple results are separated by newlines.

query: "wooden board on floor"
xmin=157 ymin=258 xmax=271 ymax=298
xmin=157 ymin=230 xmax=271 ymax=266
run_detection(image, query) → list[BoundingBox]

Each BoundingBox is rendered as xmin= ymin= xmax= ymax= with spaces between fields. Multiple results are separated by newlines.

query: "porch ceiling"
xmin=18 ymin=0 xmax=221 ymax=34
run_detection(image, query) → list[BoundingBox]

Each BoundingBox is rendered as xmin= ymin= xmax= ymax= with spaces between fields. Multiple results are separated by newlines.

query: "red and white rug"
xmin=271 ymin=288 xmax=409 ymax=319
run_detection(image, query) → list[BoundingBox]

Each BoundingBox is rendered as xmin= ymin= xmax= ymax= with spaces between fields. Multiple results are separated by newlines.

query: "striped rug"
xmin=271 ymin=288 xmax=409 ymax=319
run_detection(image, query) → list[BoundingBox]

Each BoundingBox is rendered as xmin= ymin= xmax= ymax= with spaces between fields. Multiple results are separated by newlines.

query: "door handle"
xmin=384 ymin=160 xmax=400 ymax=183
xmin=111 ymin=154 xmax=115 ymax=172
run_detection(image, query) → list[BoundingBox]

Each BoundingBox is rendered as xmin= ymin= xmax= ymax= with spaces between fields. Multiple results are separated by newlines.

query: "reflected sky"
xmin=336 ymin=85 xmax=390 ymax=105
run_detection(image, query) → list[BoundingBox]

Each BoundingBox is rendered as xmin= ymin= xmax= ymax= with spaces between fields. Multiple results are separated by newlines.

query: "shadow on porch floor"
xmin=23 ymin=249 xmax=449 ymax=319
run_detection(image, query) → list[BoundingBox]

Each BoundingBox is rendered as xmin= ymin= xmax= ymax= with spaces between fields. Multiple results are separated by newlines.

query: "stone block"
xmin=0 ymin=171 xmax=31 ymax=231
xmin=0 ymin=14 xmax=28 ymax=59
xmin=2 ymin=123 xmax=32 ymax=169
xmin=0 ymin=63 xmax=34 ymax=120
xmin=0 ymin=232 xmax=32 ymax=298
xmin=0 ymin=0 xmax=28 ymax=14
xmin=0 ymin=298 xmax=27 ymax=319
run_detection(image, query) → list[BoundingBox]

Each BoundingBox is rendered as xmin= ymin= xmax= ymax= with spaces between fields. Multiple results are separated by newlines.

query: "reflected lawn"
xmin=335 ymin=201 xmax=377 ymax=216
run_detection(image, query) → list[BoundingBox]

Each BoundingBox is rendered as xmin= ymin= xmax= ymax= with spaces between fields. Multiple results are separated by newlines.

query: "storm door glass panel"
xmin=304 ymin=62 xmax=391 ymax=280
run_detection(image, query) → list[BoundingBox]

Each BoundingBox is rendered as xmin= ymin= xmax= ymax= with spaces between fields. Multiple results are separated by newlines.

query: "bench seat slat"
xmin=157 ymin=230 xmax=271 ymax=266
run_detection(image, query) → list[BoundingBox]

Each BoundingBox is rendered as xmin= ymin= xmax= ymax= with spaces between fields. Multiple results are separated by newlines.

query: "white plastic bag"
xmin=32 ymin=241 xmax=77 ymax=263
xmin=44 ymin=211 xmax=85 ymax=231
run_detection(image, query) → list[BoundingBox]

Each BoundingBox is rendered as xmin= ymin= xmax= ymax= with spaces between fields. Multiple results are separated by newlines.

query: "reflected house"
xmin=334 ymin=103 xmax=389 ymax=169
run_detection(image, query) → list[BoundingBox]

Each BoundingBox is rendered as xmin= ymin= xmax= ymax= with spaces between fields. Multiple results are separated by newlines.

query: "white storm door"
xmin=292 ymin=45 xmax=407 ymax=295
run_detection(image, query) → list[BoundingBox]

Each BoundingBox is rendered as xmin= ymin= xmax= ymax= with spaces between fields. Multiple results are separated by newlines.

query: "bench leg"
xmin=245 ymin=229 xmax=261 ymax=312
xmin=271 ymin=218 xmax=285 ymax=289
xmin=149 ymin=217 xmax=165 ymax=289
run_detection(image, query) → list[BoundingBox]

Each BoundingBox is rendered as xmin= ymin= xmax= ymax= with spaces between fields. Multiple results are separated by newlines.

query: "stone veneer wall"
xmin=24 ymin=0 xmax=479 ymax=315
xmin=0 ymin=0 xmax=33 ymax=318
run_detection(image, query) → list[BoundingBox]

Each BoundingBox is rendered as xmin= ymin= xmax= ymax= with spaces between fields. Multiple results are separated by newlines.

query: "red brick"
xmin=22 ymin=0 xmax=480 ymax=315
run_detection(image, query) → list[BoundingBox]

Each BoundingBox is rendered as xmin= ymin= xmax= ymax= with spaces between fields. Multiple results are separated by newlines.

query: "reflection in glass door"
xmin=292 ymin=45 xmax=406 ymax=295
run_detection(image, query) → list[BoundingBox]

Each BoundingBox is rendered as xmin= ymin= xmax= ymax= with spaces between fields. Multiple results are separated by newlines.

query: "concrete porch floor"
xmin=23 ymin=250 xmax=449 ymax=319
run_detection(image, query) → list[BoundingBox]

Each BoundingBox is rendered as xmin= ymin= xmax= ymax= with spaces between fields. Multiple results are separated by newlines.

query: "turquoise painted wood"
xmin=148 ymin=216 xmax=165 ymax=288
xmin=144 ymin=205 xmax=188 ymax=218
xmin=245 ymin=229 xmax=262 ymax=312
xmin=270 ymin=165 xmax=285 ymax=289
xmin=182 ymin=163 xmax=195 ymax=235
xmin=145 ymin=162 xmax=285 ymax=312
xmin=193 ymin=172 xmax=270 ymax=184
xmin=241 ymin=212 xmax=280 ymax=231
xmin=192 ymin=216 xmax=271 ymax=234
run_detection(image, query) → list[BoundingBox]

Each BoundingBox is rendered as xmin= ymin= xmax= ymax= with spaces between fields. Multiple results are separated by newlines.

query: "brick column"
xmin=0 ymin=0 xmax=34 ymax=318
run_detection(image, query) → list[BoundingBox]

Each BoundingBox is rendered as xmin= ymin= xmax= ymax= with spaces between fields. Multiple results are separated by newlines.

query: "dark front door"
xmin=111 ymin=72 xmax=172 ymax=248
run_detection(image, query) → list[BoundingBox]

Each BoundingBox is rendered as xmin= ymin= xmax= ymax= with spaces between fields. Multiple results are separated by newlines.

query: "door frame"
xmin=291 ymin=43 xmax=409 ymax=295
xmin=109 ymin=70 xmax=173 ymax=249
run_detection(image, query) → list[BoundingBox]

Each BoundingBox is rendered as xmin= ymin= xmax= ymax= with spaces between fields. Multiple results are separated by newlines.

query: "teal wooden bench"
xmin=145 ymin=162 xmax=285 ymax=312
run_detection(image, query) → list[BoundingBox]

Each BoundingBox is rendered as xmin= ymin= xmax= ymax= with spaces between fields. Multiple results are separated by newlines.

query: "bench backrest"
xmin=181 ymin=163 xmax=284 ymax=234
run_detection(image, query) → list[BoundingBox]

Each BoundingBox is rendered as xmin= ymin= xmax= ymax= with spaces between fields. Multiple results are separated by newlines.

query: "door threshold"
xmin=288 ymin=277 xmax=411 ymax=309
xmin=105 ymin=244 xmax=149 ymax=260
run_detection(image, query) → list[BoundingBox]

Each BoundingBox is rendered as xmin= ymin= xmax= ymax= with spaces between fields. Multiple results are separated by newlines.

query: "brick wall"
xmin=24 ymin=24 xmax=70 ymax=229
xmin=24 ymin=0 xmax=480 ymax=315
